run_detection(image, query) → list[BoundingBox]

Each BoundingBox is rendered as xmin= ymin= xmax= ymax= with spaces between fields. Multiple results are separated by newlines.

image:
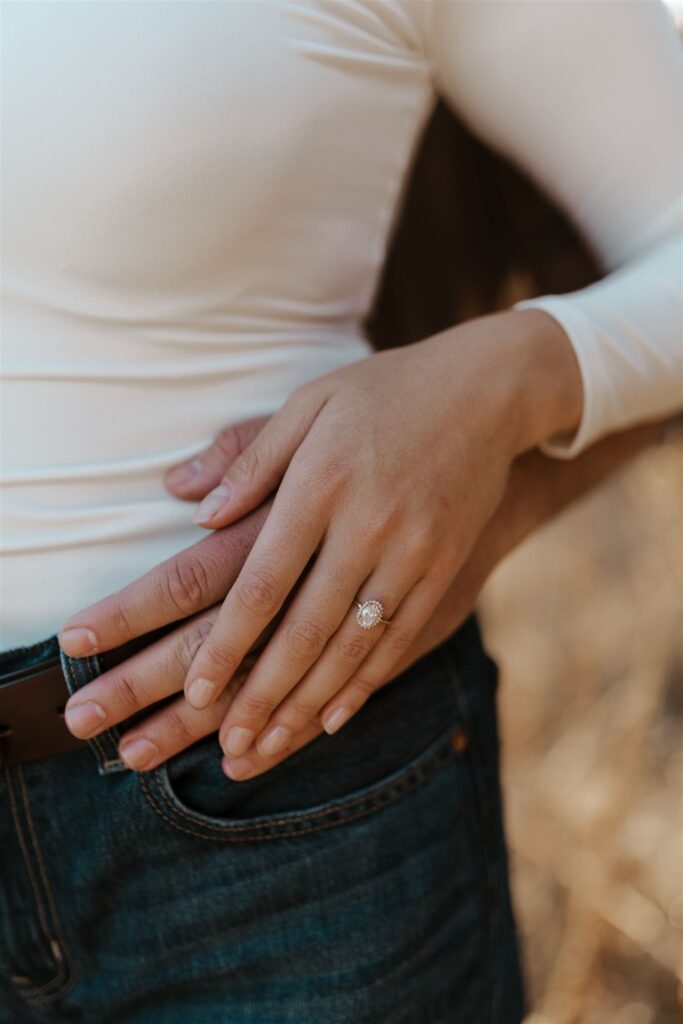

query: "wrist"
xmin=486 ymin=456 xmax=546 ymax=563
xmin=415 ymin=307 xmax=583 ymax=463
xmin=503 ymin=308 xmax=584 ymax=456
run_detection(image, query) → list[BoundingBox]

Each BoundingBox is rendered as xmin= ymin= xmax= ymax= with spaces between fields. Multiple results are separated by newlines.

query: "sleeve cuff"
xmin=513 ymin=295 xmax=603 ymax=459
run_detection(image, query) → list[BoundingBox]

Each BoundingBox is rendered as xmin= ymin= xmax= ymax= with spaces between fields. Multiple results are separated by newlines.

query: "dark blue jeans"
xmin=0 ymin=615 xmax=524 ymax=1024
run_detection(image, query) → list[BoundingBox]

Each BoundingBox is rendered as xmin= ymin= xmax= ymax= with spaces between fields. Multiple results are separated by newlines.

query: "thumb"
xmin=193 ymin=383 xmax=329 ymax=530
xmin=164 ymin=415 xmax=271 ymax=501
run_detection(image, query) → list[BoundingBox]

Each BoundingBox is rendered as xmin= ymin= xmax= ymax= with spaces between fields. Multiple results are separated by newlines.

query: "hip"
xmin=0 ymin=615 xmax=525 ymax=1023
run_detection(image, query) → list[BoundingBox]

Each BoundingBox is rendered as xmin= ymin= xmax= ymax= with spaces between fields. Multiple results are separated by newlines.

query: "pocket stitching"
xmin=4 ymin=765 xmax=78 ymax=1005
xmin=139 ymin=724 xmax=459 ymax=842
xmin=151 ymin=724 xmax=455 ymax=830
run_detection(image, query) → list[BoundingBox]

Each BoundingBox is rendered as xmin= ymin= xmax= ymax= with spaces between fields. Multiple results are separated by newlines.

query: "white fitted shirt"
xmin=2 ymin=0 xmax=682 ymax=648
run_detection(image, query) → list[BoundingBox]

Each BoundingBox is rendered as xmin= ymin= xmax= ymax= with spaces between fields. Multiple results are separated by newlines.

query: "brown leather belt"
xmin=0 ymin=627 xmax=176 ymax=767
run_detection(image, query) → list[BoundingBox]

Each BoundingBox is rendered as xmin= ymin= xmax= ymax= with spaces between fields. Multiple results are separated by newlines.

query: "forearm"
xmin=424 ymin=306 xmax=584 ymax=462
xmin=515 ymin=232 xmax=683 ymax=457
xmin=432 ymin=0 xmax=682 ymax=459
xmin=490 ymin=419 xmax=668 ymax=566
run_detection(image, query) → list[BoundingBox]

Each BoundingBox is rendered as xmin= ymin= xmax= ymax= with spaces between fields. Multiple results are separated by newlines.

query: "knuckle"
xmin=227 ymin=444 xmax=262 ymax=485
xmin=238 ymin=688 xmax=277 ymax=720
xmin=380 ymin=501 xmax=403 ymax=532
xmin=176 ymin=616 xmax=214 ymax=668
xmin=406 ymin=524 xmax=436 ymax=561
xmin=163 ymin=706 xmax=194 ymax=744
xmin=202 ymin=642 xmax=240 ymax=678
xmin=162 ymin=557 xmax=211 ymax=616
xmin=234 ymin=416 xmax=269 ymax=451
xmin=283 ymin=381 xmax=320 ymax=420
xmin=307 ymin=453 xmax=349 ymax=496
xmin=234 ymin=567 xmax=282 ymax=617
xmin=283 ymin=694 xmax=321 ymax=725
xmin=362 ymin=505 xmax=398 ymax=544
xmin=351 ymin=674 xmax=379 ymax=700
xmin=114 ymin=672 xmax=144 ymax=711
xmin=383 ymin=623 xmax=414 ymax=657
xmin=112 ymin=597 xmax=136 ymax=641
xmin=214 ymin=426 xmax=241 ymax=463
xmin=282 ymin=618 xmax=327 ymax=660
xmin=336 ymin=633 xmax=373 ymax=664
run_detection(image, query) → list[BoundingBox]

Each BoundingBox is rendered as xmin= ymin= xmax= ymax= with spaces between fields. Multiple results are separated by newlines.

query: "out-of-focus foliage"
xmin=480 ymin=437 xmax=682 ymax=1024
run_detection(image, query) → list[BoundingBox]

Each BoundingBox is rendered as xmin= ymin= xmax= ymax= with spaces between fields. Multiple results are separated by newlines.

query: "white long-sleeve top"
xmin=1 ymin=0 xmax=681 ymax=648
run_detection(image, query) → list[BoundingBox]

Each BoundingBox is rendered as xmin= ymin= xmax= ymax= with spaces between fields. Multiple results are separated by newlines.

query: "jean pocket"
xmin=136 ymin=629 xmax=473 ymax=843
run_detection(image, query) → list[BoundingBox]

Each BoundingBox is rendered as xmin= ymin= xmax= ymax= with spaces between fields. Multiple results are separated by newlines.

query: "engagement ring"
xmin=355 ymin=599 xmax=391 ymax=630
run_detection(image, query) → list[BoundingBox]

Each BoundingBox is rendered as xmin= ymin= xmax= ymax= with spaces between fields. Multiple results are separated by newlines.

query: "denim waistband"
xmin=0 ymin=633 xmax=127 ymax=776
xmin=0 ymin=613 xmax=490 ymax=779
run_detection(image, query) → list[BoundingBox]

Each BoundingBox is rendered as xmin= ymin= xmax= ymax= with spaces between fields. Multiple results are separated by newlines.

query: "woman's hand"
xmin=196 ymin=421 xmax=663 ymax=783
xmin=58 ymin=415 xmax=270 ymax=661
xmin=177 ymin=309 xmax=582 ymax=767
xmin=215 ymin=463 xmax=522 ymax=780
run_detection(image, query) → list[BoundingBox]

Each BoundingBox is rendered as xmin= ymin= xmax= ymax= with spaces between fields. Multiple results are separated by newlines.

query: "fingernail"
xmin=119 ymin=737 xmax=159 ymax=770
xmin=257 ymin=726 xmax=291 ymax=757
xmin=194 ymin=484 xmax=231 ymax=525
xmin=222 ymin=726 xmax=255 ymax=757
xmin=166 ymin=457 xmax=202 ymax=488
xmin=64 ymin=701 xmax=106 ymax=738
xmin=322 ymin=706 xmax=352 ymax=735
xmin=58 ymin=627 xmax=98 ymax=657
xmin=222 ymin=757 xmax=256 ymax=781
xmin=187 ymin=677 xmax=217 ymax=709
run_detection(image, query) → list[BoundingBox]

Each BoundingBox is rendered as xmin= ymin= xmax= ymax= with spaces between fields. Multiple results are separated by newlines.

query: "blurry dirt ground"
xmin=478 ymin=437 xmax=682 ymax=1024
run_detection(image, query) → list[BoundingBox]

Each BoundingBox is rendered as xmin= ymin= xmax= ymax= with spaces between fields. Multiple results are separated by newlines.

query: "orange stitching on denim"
xmin=4 ymin=764 xmax=65 ymax=999
xmin=139 ymin=733 xmax=455 ymax=842
xmin=17 ymin=766 xmax=77 ymax=1003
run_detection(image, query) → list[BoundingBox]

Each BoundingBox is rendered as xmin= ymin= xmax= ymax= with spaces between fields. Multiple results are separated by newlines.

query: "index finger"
xmin=183 ymin=470 xmax=326 ymax=707
xmin=58 ymin=504 xmax=270 ymax=657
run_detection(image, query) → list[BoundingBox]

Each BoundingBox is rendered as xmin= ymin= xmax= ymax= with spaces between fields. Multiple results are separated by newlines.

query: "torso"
xmin=1 ymin=0 xmax=436 ymax=646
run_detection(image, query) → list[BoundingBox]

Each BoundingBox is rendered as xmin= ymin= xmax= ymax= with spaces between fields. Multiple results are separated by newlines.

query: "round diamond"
xmin=357 ymin=600 xmax=383 ymax=629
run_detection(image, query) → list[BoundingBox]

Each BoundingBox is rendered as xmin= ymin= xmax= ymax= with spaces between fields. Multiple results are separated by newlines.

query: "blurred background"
xmin=364 ymin=9 xmax=683 ymax=1016
xmin=481 ymin=401 xmax=682 ymax=1024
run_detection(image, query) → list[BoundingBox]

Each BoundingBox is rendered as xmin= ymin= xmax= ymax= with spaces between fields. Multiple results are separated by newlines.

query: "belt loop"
xmin=59 ymin=651 xmax=129 ymax=776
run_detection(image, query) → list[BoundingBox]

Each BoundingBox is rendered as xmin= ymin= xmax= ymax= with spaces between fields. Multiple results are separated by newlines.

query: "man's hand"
xmin=58 ymin=416 xmax=271 ymax=658
xmin=58 ymin=417 xmax=277 ymax=769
